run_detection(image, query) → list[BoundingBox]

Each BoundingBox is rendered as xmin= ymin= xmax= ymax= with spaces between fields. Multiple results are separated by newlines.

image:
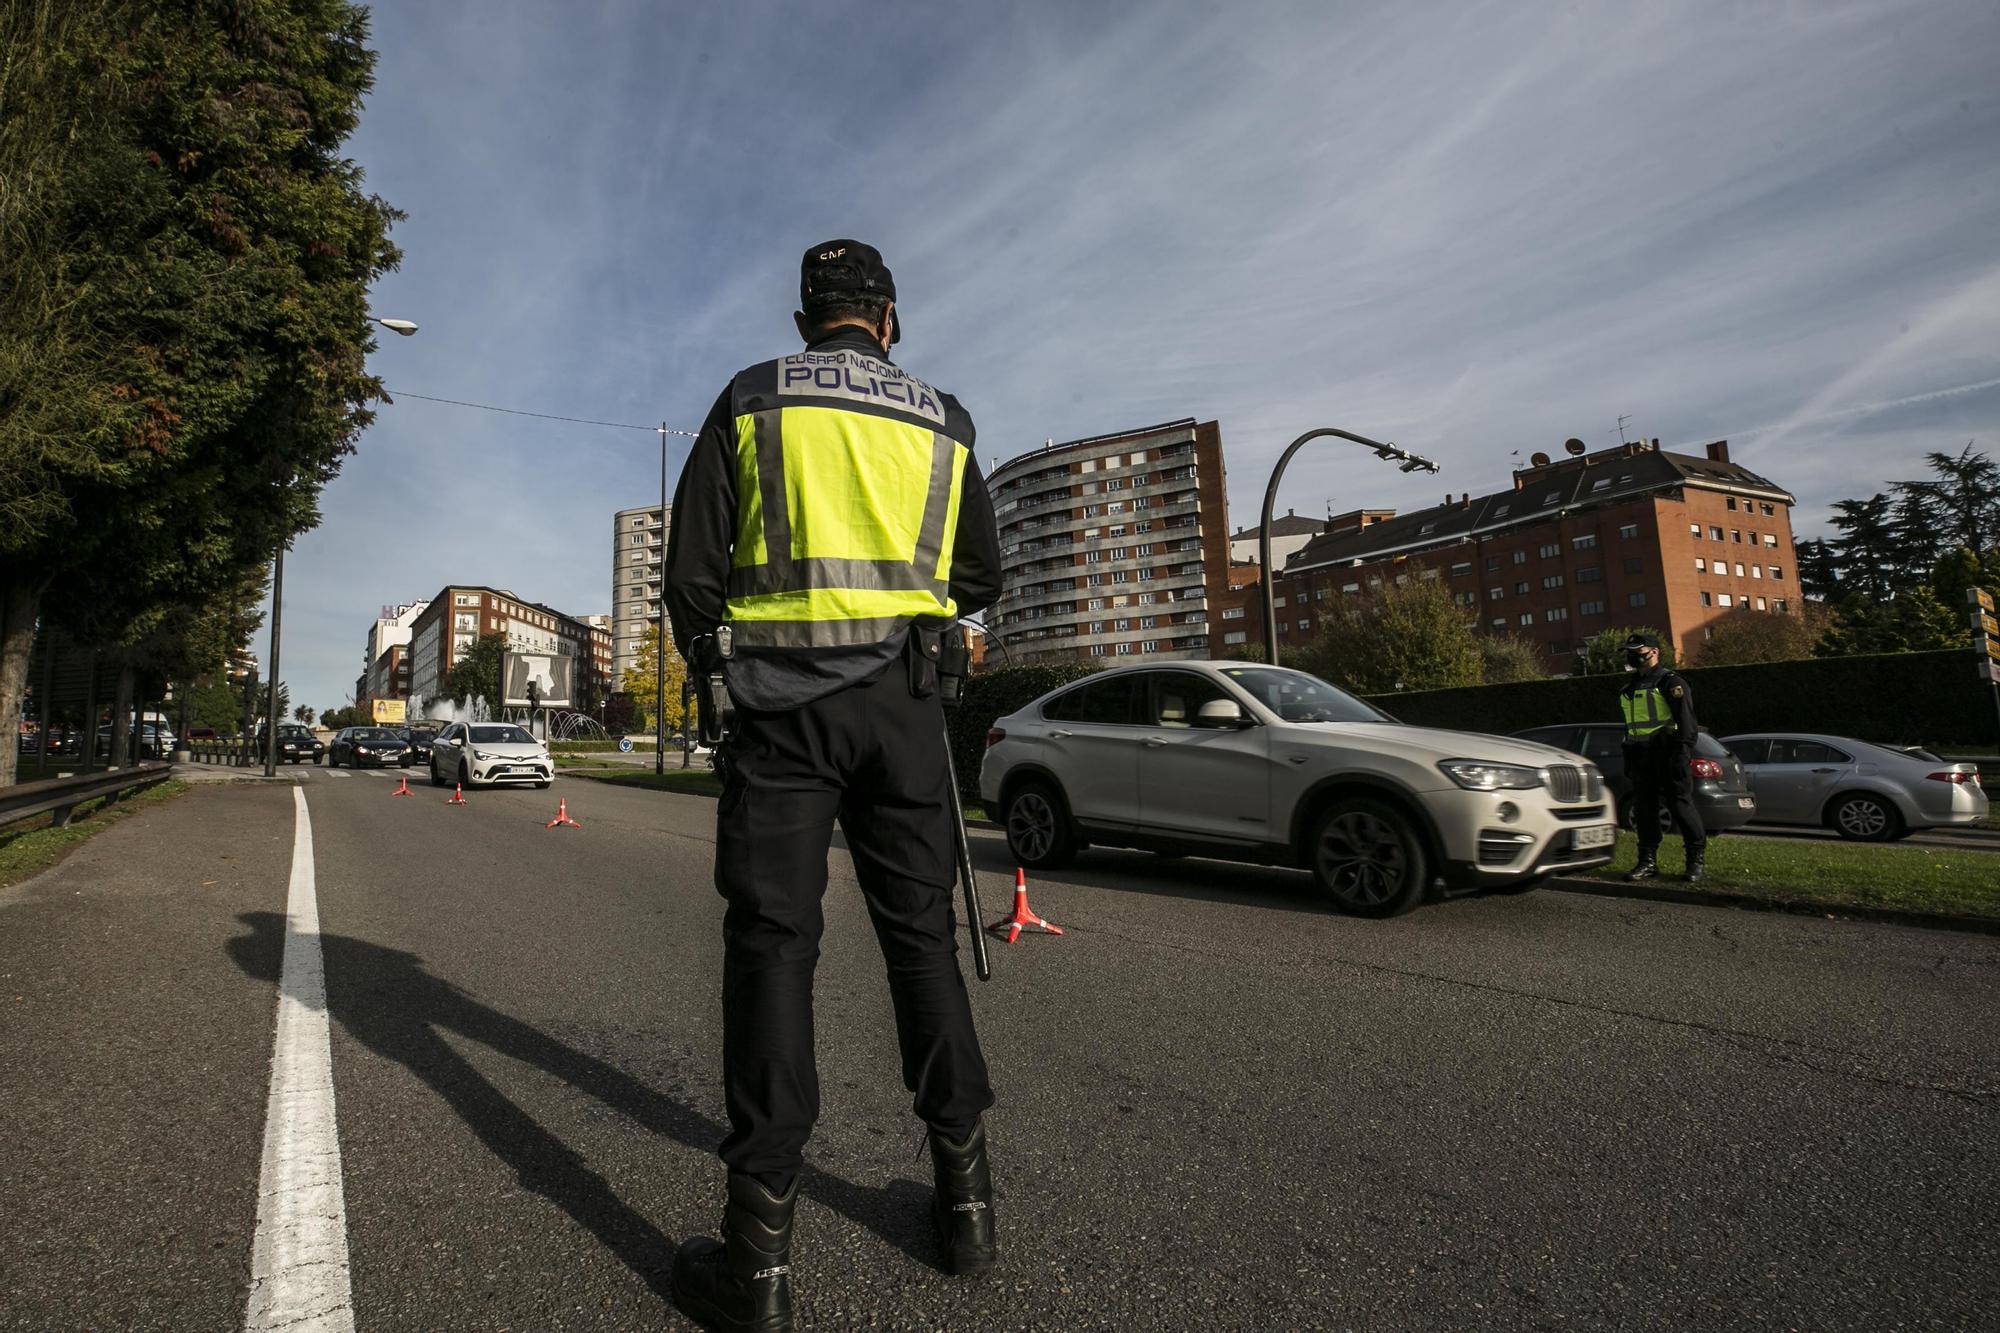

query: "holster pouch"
xmin=907 ymin=621 xmax=945 ymax=700
xmin=691 ymin=632 xmax=736 ymax=746
xmin=938 ymin=630 xmax=972 ymax=709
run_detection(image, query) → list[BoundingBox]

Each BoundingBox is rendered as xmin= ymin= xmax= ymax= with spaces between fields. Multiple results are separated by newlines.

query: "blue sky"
xmin=277 ymin=0 xmax=2000 ymax=713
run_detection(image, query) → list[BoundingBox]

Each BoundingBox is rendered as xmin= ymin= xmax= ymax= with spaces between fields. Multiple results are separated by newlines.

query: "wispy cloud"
xmin=272 ymin=0 xmax=2000 ymax=711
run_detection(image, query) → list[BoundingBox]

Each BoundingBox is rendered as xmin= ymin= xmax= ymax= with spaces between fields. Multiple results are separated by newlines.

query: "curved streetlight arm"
xmin=1260 ymin=428 xmax=1440 ymax=667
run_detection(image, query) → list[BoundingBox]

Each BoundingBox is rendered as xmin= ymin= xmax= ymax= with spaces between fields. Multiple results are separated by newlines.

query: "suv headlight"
xmin=1438 ymin=760 xmax=1546 ymax=791
xmin=473 ymin=749 xmax=497 ymax=761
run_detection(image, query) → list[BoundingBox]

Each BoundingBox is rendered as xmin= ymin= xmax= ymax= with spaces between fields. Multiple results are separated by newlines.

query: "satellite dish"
xmin=1530 ymin=452 xmax=1551 ymax=467
xmin=1564 ymin=438 xmax=1587 ymax=455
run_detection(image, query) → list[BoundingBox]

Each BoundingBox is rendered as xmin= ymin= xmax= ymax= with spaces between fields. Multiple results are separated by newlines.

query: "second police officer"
xmin=1617 ymin=631 xmax=1707 ymax=883
xmin=662 ymin=240 xmax=1003 ymax=1333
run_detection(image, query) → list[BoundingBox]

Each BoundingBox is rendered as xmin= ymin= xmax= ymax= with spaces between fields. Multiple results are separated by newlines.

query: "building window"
xmin=1629 ymin=592 xmax=1648 ymax=608
xmin=1088 ymin=574 xmax=1105 ymax=587
xmin=1755 ymin=596 xmax=1767 ymax=610
xmin=1718 ymin=593 xmax=1734 ymax=607
xmin=1106 ymin=478 xmax=1122 ymax=491
xmin=1114 ymin=618 xmax=1130 ymax=631
xmin=1764 ymin=534 xmax=1779 ymax=548
xmin=1133 ymin=496 xmax=1149 ymax=509
xmin=1538 ymin=543 xmax=1560 ymax=559
xmin=1773 ymin=598 xmax=1788 ymax=612
xmin=1621 ymin=524 xmax=1639 ymax=540
xmin=1493 ymin=504 xmax=1510 ymax=518
xmin=1541 ymin=574 xmax=1565 ymax=590
xmin=1491 ymin=618 xmax=1507 ymax=630
xmin=1519 ymin=612 xmax=1534 ymax=626
xmin=1450 ymin=562 xmax=1472 ymax=577
xmin=1695 ymin=558 xmax=1706 ymax=572
xmin=1727 ymin=497 xmax=1737 ymax=511
xmin=1512 ymin=550 xmax=1527 ymax=565
xmin=1592 ymin=478 xmax=1612 ymax=492
xmin=1733 ymin=562 xmax=1745 ymax=576
xmin=1572 ymin=534 xmax=1597 ymax=550
xmin=1137 ymin=568 xmax=1155 ymax=581
xmin=1112 ymin=570 xmax=1130 ymax=583
xmin=1577 ymin=566 xmax=1602 ymax=583
xmin=1223 ymin=630 xmax=1247 ymax=646
xmin=1710 ymin=526 xmax=1724 ymax=540
xmin=1297 ymin=618 xmax=1312 ymax=632
xmin=1690 ymin=523 xmax=1703 ymax=539
xmin=1419 ymin=521 xmax=1437 ymax=535
xmin=1579 ymin=599 xmax=1606 ymax=616
xmin=1087 ymin=598 xmax=1104 ymax=610
xmin=1771 ymin=565 xmax=1784 ymax=580
xmin=1547 ymin=607 xmax=1569 ymax=622
xmin=1731 ymin=530 xmax=1742 ymax=543
xmin=1139 ymin=592 xmax=1157 ymax=605
xmin=1700 ymin=591 xmax=1712 ymax=607
xmin=1761 ymin=502 xmax=1775 ymax=516
xmin=1221 ymin=606 xmax=1246 ymax=621
xmin=1543 ymin=490 xmax=1561 ymax=504
xmin=1137 ymin=543 xmax=1154 ymax=556
xmin=1115 ymin=642 xmax=1133 ymax=656
xmin=1090 ymin=644 xmax=1107 ymax=657
xmin=1085 ymin=550 xmax=1102 ymax=563
xmin=1343 ymin=582 xmax=1360 ymax=595
xmin=1089 ymin=621 xmax=1104 ymax=634
xmin=1489 ymin=587 xmax=1504 ymax=601
xmin=1485 ymin=556 xmax=1501 ymax=571
xmin=1136 ymin=521 xmax=1152 ymax=533
xmin=1623 ymin=558 xmax=1642 ymax=575
xmin=1110 ymin=548 xmax=1127 ymax=560
xmin=1141 ymin=616 xmax=1157 ymax=629
xmin=1514 ymin=581 xmax=1529 ymax=595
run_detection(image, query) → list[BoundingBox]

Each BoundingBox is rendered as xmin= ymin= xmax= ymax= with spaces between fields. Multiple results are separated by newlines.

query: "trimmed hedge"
xmin=1366 ymin=649 xmax=1998 ymax=748
xmin=948 ymin=663 xmax=1099 ymax=796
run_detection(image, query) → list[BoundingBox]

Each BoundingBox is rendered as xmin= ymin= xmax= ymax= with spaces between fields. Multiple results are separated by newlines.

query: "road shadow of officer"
xmin=222 ymin=913 xmax=939 ymax=1304
xmin=1617 ymin=632 xmax=1708 ymax=883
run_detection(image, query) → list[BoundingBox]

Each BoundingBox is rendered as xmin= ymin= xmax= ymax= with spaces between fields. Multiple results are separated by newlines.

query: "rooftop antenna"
xmin=1617 ymin=414 xmax=1632 ymax=443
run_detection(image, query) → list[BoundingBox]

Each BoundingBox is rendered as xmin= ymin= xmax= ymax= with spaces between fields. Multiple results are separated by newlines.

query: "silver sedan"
xmin=1719 ymin=733 xmax=1989 ymax=841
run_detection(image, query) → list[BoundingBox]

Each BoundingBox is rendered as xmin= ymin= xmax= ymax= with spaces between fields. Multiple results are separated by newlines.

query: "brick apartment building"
xmin=404 ymin=586 xmax=613 ymax=715
xmin=1213 ymin=439 xmax=1798 ymax=670
xmin=986 ymin=419 xmax=1229 ymax=664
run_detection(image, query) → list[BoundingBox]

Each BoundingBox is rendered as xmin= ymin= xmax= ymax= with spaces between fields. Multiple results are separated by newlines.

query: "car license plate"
xmin=1572 ymin=825 xmax=1615 ymax=850
xmin=1737 ymin=797 xmax=1754 ymax=808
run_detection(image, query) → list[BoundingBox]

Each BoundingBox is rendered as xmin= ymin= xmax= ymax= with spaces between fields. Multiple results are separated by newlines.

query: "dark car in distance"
xmin=397 ymin=726 xmax=439 ymax=768
xmin=260 ymin=723 xmax=325 ymax=765
xmin=1511 ymin=724 xmax=1757 ymax=836
xmin=328 ymin=726 xmax=408 ymax=768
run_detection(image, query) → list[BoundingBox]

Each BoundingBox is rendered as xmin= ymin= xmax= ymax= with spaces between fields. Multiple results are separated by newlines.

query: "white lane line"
xmin=244 ymin=786 xmax=354 ymax=1333
xmin=325 ymin=769 xmax=351 ymax=779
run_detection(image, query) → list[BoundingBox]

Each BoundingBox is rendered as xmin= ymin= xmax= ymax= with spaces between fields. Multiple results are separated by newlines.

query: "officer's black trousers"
xmin=713 ymin=666 xmax=993 ymax=1188
xmin=1624 ymin=741 xmax=1707 ymax=855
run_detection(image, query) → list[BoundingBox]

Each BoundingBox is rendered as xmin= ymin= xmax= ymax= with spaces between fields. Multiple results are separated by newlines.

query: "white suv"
xmin=979 ymin=661 xmax=1615 ymax=916
xmin=429 ymin=722 xmax=553 ymax=789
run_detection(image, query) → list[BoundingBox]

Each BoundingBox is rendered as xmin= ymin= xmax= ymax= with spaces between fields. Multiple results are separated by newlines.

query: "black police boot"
xmin=1626 ymin=849 xmax=1660 ymax=882
xmin=671 ymin=1173 xmax=796 ymax=1333
xmin=928 ymin=1122 xmax=998 ymax=1276
xmin=1684 ymin=847 xmax=1707 ymax=883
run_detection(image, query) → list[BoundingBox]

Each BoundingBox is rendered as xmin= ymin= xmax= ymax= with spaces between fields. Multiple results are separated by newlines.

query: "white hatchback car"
xmin=979 ymin=661 xmax=1616 ymax=916
xmin=429 ymin=721 xmax=553 ymax=790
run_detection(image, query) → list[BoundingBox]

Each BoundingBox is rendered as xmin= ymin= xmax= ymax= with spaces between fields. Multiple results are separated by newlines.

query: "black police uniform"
xmin=1620 ymin=665 xmax=1707 ymax=863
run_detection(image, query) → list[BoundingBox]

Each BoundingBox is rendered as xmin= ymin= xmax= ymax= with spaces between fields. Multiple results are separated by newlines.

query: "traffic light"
xmin=527 ymin=678 xmax=541 ymax=710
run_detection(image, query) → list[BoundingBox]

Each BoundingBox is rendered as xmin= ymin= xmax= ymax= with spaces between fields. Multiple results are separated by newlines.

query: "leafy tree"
xmin=294 ymin=705 xmax=315 ymax=726
xmin=1479 ymin=633 xmax=1545 ymax=684
xmin=1796 ymin=537 xmax=1842 ymax=602
xmin=1894 ymin=443 xmax=2000 ymax=563
xmin=1576 ymin=627 xmax=1677 ymax=675
xmin=0 ymin=0 xmax=401 ymax=785
xmin=1292 ymin=578 xmax=1481 ymax=694
xmin=1693 ymin=606 xmax=1824 ymax=667
xmin=446 ymin=632 xmax=508 ymax=721
xmin=620 ymin=624 xmax=689 ymax=733
xmin=1814 ymin=587 xmax=1962 ymax=657
xmin=187 ymin=679 xmax=249 ymax=733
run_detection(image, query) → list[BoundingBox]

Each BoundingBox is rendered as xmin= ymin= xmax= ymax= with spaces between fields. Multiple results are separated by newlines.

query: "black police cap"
xmin=1624 ymin=632 xmax=1661 ymax=649
xmin=800 ymin=239 xmax=900 ymax=344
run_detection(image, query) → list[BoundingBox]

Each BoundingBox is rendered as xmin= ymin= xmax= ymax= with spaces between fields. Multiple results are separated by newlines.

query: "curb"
xmin=1549 ymin=876 xmax=2000 ymax=937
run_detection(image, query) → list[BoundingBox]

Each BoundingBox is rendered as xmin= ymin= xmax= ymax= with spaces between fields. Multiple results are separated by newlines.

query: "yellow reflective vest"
xmin=1620 ymin=682 xmax=1672 ymax=738
xmin=722 ymin=347 xmax=970 ymax=651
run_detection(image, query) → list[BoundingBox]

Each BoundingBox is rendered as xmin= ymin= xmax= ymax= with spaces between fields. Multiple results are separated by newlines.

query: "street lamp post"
xmin=1259 ymin=428 xmax=1440 ymax=667
xmin=261 ymin=314 xmax=417 ymax=777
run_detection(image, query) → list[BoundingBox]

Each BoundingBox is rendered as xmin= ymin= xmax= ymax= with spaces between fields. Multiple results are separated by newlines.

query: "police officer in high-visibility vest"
xmin=662 ymin=240 xmax=1002 ymax=1332
xmin=1617 ymin=632 xmax=1706 ymax=883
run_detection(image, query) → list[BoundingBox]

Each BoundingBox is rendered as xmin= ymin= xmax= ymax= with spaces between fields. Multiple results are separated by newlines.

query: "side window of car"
xmin=1781 ymin=741 xmax=1849 ymax=765
xmin=1046 ymin=676 xmax=1142 ymax=726
xmin=1579 ymin=728 xmax=1623 ymax=762
xmin=1724 ymin=738 xmax=1769 ymax=764
xmin=1149 ymin=673 xmax=1230 ymax=728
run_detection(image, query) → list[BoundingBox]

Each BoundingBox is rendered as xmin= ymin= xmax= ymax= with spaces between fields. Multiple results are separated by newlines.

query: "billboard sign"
xmin=503 ymin=651 xmax=574 ymax=708
xmin=371 ymin=699 xmax=407 ymax=724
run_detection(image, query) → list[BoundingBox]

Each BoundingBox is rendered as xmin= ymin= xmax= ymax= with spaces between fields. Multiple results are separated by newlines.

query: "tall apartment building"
xmin=611 ymin=504 xmax=670 ymax=682
xmin=1213 ymin=439 xmax=1798 ymax=670
xmin=358 ymin=601 xmax=428 ymax=707
xmin=986 ymin=419 xmax=1229 ymax=664
xmin=405 ymin=586 xmax=604 ymax=713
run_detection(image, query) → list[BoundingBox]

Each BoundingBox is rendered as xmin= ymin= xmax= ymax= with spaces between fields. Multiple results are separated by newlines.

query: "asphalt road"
xmin=4 ymin=765 xmax=1997 ymax=1331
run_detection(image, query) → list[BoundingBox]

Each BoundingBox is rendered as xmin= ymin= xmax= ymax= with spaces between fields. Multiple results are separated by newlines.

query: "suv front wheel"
xmin=1003 ymin=779 xmax=1078 ymax=870
xmin=1309 ymin=797 xmax=1429 ymax=917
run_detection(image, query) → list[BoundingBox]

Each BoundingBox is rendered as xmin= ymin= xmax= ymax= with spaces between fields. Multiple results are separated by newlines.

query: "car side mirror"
xmin=1194 ymin=699 xmax=1250 ymax=729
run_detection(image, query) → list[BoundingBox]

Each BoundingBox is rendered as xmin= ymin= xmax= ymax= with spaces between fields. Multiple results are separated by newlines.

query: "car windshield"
xmin=470 ymin=724 xmax=536 ymax=745
xmin=1217 ymin=666 xmax=1391 ymax=724
xmin=354 ymin=728 xmax=401 ymax=743
xmin=279 ymin=726 xmax=311 ymax=737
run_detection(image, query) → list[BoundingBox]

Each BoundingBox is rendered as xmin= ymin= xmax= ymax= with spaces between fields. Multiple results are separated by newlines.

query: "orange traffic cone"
xmin=987 ymin=867 xmax=1062 ymax=944
xmin=445 ymin=782 xmax=467 ymax=806
xmin=392 ymin=775 xmax=412 ymax=797
xmin=545 ymin=796 xmax=580 ymax=829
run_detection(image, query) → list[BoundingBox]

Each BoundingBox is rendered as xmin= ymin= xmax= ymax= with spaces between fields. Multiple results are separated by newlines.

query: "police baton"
xmin=937 ymin=628 xmax=991 ymax=982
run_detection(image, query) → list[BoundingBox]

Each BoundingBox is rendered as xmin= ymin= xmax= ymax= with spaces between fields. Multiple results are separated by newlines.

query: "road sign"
xmin=1977 ymin=634 xmax=2000 ymax=663
xmin=1983 ymin=660 xmax=2000 ymax=684
xmin=1973 ymin=611 xmax=2000 ymax=637
xmin=618 ymin=736 xmax=633 ymax=753
xmin=1971 ymin=587 xmax=1997 ymax=613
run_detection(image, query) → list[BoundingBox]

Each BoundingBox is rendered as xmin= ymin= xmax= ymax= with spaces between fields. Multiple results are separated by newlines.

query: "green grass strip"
xmin=1579 ymin=830 xmax=2000 ymax=920
xmin=0 ymin=779 xmax=191 ymax=892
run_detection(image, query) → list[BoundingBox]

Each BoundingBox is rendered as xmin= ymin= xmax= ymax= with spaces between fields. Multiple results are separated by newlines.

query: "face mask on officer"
xmin=1624 ymin=647 xmax=1654 ymax=671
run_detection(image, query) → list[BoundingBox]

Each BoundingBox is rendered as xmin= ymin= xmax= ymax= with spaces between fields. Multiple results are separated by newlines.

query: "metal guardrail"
xmin=0 ymin=762 xmax=175 ymax=833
